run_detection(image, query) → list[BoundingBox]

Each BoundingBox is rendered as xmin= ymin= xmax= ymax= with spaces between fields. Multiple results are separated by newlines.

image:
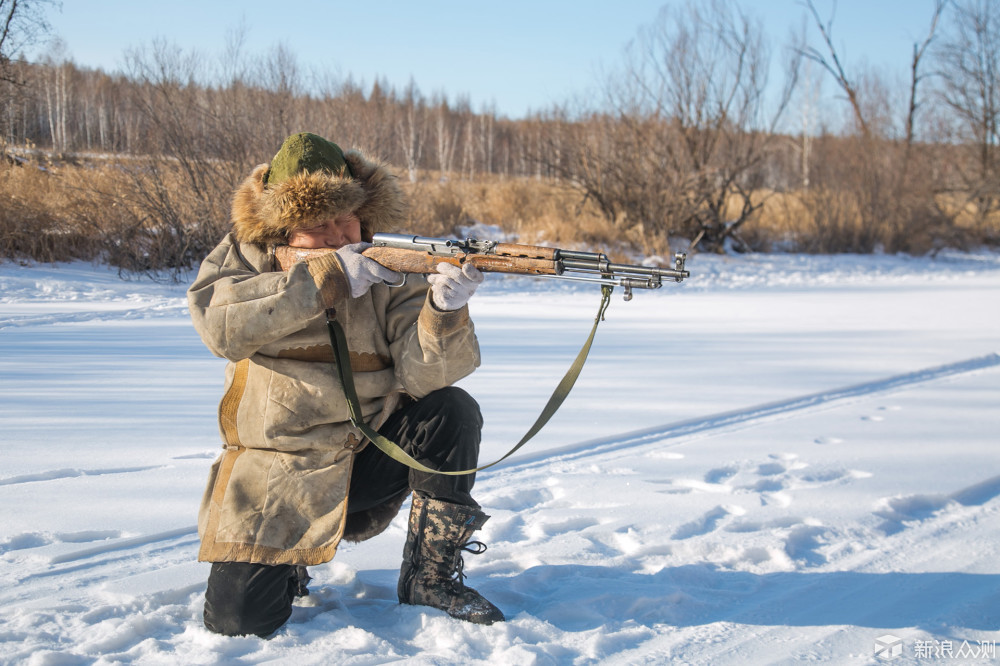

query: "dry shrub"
xmin=403 ymin=178 xmax=468 ymax=237
xmin=935 ymin=192 xmax=1000 ymax=243
xmin=0 ymin=158 xmax=99 ymax=263
xmin=403 ymin=176 xmax=621 ymax=251
xmin=786 ymin=187 xmax=878 ymax=253
xmin=0 ymin=154 xmax=231 ymax=276
xmin=747 ymin=186 xmax=991 ymax=255
xmin=5 ymin=153 xmax=994 ymax=276
xmin=892 ymin=205 xmax=974 ymax=255
xmin=85 ymin=158 xmax=231 ymax=276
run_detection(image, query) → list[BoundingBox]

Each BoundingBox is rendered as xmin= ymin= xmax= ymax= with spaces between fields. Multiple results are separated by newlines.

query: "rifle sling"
xmin=324 ymin=285 xmax=613 ymax=475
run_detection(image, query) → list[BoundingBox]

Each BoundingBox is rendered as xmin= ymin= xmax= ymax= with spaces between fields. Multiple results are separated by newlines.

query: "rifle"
xmin=278 ymin=232 xmax=691 ymax=474
xmin=274 ymin=233 xmax=689 ymax=300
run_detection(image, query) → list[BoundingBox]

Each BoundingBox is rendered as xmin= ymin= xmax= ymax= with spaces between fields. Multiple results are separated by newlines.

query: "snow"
xmin=1 ymin=249 xmax=999 ymax=665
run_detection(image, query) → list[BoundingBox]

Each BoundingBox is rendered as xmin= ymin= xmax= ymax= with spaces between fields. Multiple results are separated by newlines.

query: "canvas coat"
xmin=188 ymin=148 xmax=481 ymax=567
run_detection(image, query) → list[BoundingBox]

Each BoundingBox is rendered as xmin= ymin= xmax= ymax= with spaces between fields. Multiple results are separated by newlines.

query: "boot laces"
xmin=293 ymin=565 xmax=311 ymax=598
xmin=452 ymin=540 xmax=487 ymax=586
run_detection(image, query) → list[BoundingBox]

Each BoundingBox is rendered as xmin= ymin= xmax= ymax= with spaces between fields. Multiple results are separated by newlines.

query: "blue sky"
xmin=37 ymin=0 xmax=941 ymax=120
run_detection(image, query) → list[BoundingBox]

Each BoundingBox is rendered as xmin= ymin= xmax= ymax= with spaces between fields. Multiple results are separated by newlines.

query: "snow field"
xmin=0 ymin=251 xmax=998 ymax=664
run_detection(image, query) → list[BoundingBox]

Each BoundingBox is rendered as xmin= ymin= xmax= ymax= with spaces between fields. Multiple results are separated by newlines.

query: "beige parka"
xmin=188 ymin=140 xmax=481 ymax=566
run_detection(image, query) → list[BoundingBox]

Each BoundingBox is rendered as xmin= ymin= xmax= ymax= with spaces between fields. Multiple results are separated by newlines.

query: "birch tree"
xmin=935 ymin=0 xmax=1000 ymax=230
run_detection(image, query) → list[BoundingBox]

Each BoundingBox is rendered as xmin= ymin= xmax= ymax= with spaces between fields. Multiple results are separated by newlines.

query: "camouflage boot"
xmin=397 ymin=495 xmax=505 ymax=625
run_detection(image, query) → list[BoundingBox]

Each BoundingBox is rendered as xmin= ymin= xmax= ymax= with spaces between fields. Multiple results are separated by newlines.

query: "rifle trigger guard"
xmin=383 ymin=273 xmax=408 ymax=288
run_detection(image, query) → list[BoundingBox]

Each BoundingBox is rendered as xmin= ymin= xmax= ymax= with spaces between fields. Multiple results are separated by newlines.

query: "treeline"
xmin=1 ymin=0 xmax=998 ymax=276
xmin=1 ymin=49 xmax=536 ymax=180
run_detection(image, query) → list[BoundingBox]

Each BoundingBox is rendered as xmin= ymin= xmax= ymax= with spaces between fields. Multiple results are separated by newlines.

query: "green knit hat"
xmin=264 ymin=132 xmax=354 ymax=186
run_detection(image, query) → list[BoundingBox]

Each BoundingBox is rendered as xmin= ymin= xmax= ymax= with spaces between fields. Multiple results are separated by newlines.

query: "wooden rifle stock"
xmin=274 ymin=232 xmax=688 ymax=299
xmin=274 ymin=244 xmax=560 ymax=276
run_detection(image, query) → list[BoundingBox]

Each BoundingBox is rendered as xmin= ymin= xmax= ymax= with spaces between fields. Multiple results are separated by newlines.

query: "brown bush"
xmin=2 ymin=151 xmax=996 ymax=279
xmin=404 ymin=177 xmax=619 ymax=248
xmin=0 ymin=157 xmax=98 ymax=263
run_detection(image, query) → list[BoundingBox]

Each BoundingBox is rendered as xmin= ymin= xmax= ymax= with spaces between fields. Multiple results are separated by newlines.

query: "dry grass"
xmin=404 ymin=177 xmax=616 ymax=246
xmin=0 ymin=157 xmax=101 ymax=263
xmin=738 ymin=187 xmax=999 ymax=254
xmin=1 ymin=153 xmax=233 ymax=275
xmin=2 ymin=155 xmax=996 ymax=275
xmin=935 ymin=192 xmax=1000 ymax=232
xmin=403 ymin=175 xmax=676 ymax=263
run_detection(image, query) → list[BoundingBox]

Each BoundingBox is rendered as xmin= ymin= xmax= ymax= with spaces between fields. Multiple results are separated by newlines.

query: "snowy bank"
xmin=1 ymin=250 xmax=998 ymax=664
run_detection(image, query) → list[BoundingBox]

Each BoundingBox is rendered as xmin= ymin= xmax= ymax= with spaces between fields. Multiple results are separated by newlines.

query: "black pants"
xmin=203 ymin=387 xmax=483 ymax=637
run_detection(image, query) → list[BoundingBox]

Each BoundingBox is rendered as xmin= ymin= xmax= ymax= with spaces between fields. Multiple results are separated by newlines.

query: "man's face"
xmin=287 ymin=213 xmax=362 ymax=249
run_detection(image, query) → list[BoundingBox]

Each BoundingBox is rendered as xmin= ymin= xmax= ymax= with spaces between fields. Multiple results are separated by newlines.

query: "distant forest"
xmin=2 ymin=0 xmax=998 ymax=275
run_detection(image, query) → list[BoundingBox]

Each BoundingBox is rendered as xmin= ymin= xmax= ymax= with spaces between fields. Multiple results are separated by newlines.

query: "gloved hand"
xmin=335 ymin=242 xmax=402 ymax=299
xmin=427 ymin=262 xmax=485 ymax=311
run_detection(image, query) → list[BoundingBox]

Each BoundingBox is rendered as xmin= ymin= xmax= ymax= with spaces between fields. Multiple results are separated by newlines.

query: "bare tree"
xmin=934 ymin=0 xmax=1000 ymax=231
xmin=112 ymin=39 xmax=239 ymax=272
xmin=0 ymin=0 xmax=55 ymax=85
xmin=477 ymin=105 xmax=496 ymax=175
xmin=802 ymin=0 xmax=942 ymax=156
xmin=40 ymin=39 xmax=69 ymax=151
xmin=539 ymin=0 xmax=798 ymax=254
xmin=797 ymin=56 xmax=821 ymax=188
xmin=432 ymin=93 xmax=458 ymax=178
xmin=799 ymin=0 xmax=948 ymax=252
xmin=397 ymin=78 xmax=426 ymax=183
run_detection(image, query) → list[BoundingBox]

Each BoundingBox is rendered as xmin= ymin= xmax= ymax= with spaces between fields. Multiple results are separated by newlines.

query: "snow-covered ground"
xmin=1 ymin=250 xmax=998 ymax=665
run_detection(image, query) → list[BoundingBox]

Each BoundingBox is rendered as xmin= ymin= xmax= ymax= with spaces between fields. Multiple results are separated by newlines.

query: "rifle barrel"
xmin=368 ymin=233 xmax=690 ymax=293
xmin=559 ymin=258 xmax=688 ymax=282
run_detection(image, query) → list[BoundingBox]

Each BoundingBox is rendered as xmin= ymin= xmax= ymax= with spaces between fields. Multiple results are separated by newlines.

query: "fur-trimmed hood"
xmin=231 ymin=150 xmax=407 ymax=247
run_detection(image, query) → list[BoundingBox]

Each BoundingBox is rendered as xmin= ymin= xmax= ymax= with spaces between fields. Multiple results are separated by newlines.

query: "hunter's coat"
xmin=187 ymin=148 xmax=480 ymax=566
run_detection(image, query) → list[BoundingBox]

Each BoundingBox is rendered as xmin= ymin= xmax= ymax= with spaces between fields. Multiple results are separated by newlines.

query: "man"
xmin=187 ymin=132 xmax=503 ymax=637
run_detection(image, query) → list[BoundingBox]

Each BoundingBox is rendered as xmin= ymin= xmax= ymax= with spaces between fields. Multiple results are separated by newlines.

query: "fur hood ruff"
xmin=230 ymin=150 xmax=407 ymax=246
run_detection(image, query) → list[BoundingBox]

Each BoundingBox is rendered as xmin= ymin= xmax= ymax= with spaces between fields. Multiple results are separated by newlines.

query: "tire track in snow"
xmin=495 ymin=353 xmax=1000 ymax=471
xmin=0 ymin=301 xmax=188 ymax=329
xmin=3 ymin=527 xmax=201 ymax=609
xmin=0 ymin=466 xmax=167 ymax=486
xmin=45 ymin=526 xmax=199 ymax=566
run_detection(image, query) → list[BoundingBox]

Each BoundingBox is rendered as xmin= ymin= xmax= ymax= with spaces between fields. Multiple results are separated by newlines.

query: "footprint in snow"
xmin=704 ymin=465 xmax=739 ymax=484
xmin=527 ymin=516 xmax=600 ymax=540
xmin=672 ymin=504 xmax=745 ymax=539
xmin=756 ymin=462 xmax=788 ymax=476
xmin=874 ymin=494 xmax=952 ymax=534
xmin=751 ymin=478 xmax=787 ymax=492
xmin=783 ymin=523 xmax=830 ymax=566
xmin=484 ymin=513 xmax=529 ymax=544
xmin=482 ymin=486 xmax=555 ymax=511
xmin=874 ymin=474 xmax=1000 ymax=534
xmin=748 ymin=454 xmax=808 ymax=482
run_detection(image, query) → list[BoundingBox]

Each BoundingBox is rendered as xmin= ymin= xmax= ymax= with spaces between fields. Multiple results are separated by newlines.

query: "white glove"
xmin=427 ymin=262 xmax=484 ymax=311
xmin=335 ymin=242 xmax=402 ymax=299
